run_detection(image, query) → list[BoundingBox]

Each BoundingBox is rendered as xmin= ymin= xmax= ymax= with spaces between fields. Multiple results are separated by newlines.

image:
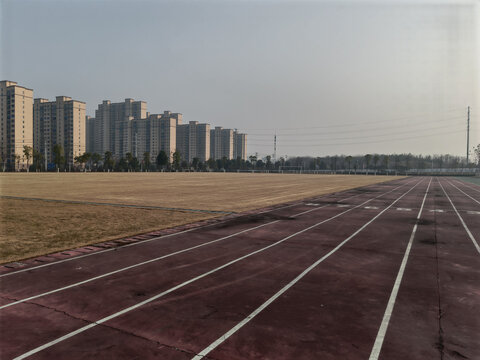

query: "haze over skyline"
xmin=1 ymin=0 xmax=478 ymax=158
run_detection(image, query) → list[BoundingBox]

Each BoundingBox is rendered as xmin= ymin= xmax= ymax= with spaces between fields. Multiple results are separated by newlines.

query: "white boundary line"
xmin=446 ymin=180 xmax=480 ymax=206
xmin=191 ymin=179 xmax=425 ymax=360
xmin=368 ymin=177 xmax=432 ymax=360
xmin=12 ymin=180 xmax=422 ymax=360
xmin=0 ymin=205 xmax=332 ymax=310
xmin=452 ymin=178 xmax=480 ymax=193
xmin=438 ymin=179 xmax=480 ymax=254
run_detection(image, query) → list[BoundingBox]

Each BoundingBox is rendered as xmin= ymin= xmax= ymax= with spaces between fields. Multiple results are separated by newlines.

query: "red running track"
xmin=0 ymin=177 xmax=478 ymax=360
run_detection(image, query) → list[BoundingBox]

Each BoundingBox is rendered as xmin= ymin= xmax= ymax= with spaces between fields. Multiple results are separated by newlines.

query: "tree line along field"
xmin=0 ymin=173 xmax=401 ymax=263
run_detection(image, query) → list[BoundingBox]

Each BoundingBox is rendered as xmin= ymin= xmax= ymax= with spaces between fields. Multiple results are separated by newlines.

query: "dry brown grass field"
xmin=0 ymin=173 xmax=401 ymax=263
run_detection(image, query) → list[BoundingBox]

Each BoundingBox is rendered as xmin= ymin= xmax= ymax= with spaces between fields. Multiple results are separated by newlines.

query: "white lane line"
xmin=192 ymin=179 xmax=425 ymax=360
xmin=438 ymin=179 xmax=480 ymax=254
xmin=429 ymin=209 xmax=444 ymax=213
xmin=467 ymin=211 xmax=480 ymax=215
xmin=0 ymin=201 xmax=305 ymax=278
xmin=446 ymin=180 xmax=480 ymax=206
xmin=365 ymin=206 xmax=379 ymax=210
xmin=0 ymin=185 xmax=401 ymax=309
xmin=452 ymin=178 xmax=480 ymax=194
xmin=368 ymin=177 xmax=432 ymax=360
xmin=396 ymin=208 xmax=412 ymax=211
xmin=12 ymin=180 xmax=422 ymax=360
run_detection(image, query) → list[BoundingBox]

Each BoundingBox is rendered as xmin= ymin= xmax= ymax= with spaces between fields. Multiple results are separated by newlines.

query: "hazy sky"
xmin=1 ymin=0 xmax=478 ymax=158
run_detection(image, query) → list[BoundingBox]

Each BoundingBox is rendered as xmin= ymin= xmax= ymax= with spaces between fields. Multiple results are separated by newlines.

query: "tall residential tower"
xmin=0 ymin=80 xmax=34 ymax=170
xmin=93 ymin=98 xmax=147 ymax=158
xmin=33 ymin=96 xmax=86 ymax=168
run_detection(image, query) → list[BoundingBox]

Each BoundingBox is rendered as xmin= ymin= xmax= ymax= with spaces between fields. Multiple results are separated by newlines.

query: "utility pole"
xmin=466 ymin=106 xmax=470 ymax=165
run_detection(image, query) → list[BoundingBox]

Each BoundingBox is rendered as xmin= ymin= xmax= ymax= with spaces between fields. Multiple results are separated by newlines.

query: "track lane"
xmin=451 ymin=177 xmax=480 ymax=194
xmin=368 ymin=178 xmax=432 ymax=359
xmin=8 ymin=179 xmax=424 ymax=353
xmin=446 ymin=179 xmax=480 ymax=205
xmin=438 ymin=179 xmax=480 ymax=254
xmin=377 ymin=177 xmax=480 ymax=360
xmin=442 ymin=178 xmax=480 ymax=247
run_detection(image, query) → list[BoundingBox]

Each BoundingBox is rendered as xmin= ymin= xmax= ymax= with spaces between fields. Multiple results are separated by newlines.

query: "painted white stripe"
xmin=0 ymin=201 xmax=303 ymax=278
xmin=192 ymin=179 xmax=425 ymax=360
xmin=2 ymin=183 xmax=411 ymax=310
xmin=438 ymin=179 xmax=480 ymax=254
xmin=446 ymin=180 xmax=480 ymax=206
xmin=368 ymin=177 xmax=432 ymax=360
xmin=13 ymin=180 xmax=421 ymax=360
xmin=452 ymin=178 xmax=480 ymax=194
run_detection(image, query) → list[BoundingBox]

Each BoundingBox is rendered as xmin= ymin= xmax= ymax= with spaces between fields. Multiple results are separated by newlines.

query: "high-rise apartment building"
xmin=117 ymin=111 xmax=181 ymax=163
xmin=123 ymin=117 xmax=149 ymax=158
xmin=233 ymin=131 xmax=247 ymax=160
xmin=210 ymin=127 xmax=235 ymax=160
xmin=149 ymin=111 xmax=179 ymax=162
xmin=176 ymin=121 xmax=210 ymax=163
xmin=33 ymin=96 xmax=86 ymax=168
xmin=93 ymin=98 xmax=147 ymax=157
xmin=0 ymin=80 xmax=34 ymax=170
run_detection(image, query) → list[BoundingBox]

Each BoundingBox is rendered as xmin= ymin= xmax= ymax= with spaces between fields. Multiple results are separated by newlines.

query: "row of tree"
xmin=279 ymin=150 xmax=480 ymax=172
xmin=3 ymin=144 xmax=480 ymax=172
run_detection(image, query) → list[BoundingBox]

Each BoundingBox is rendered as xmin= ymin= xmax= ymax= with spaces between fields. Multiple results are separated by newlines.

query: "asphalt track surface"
xmin=1 ymin=177 xmax=478 ymax=360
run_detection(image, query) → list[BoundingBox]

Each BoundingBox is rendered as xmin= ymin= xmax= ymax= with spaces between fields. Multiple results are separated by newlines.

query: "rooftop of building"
xmin=0 ymin=80 xmax=34 ymax=91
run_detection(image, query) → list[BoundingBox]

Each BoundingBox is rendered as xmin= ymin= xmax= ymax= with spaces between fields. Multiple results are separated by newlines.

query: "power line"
xmin=245 ymin=115 xmax=466 ymax=136
xmin=237 ymin=108 xmax=467 ymax=131
xmin=247 ymin=120 xmax=467 ymax=140
xmin=247 ymin=128 xmax=466 ymax=147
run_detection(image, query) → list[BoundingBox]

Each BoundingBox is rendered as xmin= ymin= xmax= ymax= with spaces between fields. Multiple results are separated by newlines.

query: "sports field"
xmin=0 ymin=173 xmax=398 ymax=263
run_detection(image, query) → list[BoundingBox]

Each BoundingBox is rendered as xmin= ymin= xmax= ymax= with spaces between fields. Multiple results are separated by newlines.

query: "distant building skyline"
xmin=2 ymin=1 xmax=476 ymax=158
xmin=0 ymin=79 xmax=248 ymax=169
